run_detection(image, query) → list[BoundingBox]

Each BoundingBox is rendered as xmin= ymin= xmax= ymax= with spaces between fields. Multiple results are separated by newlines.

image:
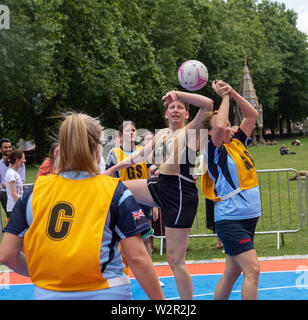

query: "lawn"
xmin=1 ymin=137 xmax=308 ymax=263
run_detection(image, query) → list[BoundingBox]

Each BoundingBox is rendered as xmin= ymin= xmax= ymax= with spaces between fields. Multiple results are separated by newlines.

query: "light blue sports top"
xmin=205 ymin=128 xmax=262 ymax=222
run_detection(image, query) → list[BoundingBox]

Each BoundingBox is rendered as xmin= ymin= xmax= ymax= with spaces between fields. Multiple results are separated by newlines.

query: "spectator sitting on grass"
xmin=280 ymin=144 xmax=296 ymax=155
xmin=292 ymin=139 xmax=302 ymax=146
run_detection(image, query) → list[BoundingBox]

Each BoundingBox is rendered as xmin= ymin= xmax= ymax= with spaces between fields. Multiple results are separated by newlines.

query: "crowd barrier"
xmin=153 ymin=168 xmax=305 ymax=254
xmin=0 ymin=171 xmax=306 ymax=255
xmin=305 ymin=173 xmax=308 ymax=226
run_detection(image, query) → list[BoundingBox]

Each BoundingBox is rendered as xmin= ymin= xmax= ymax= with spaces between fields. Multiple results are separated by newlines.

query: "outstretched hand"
xmin=103 ymin=167 xmax=116 ymax=177
xmin=162 ymin=90 xmax=178 ymax=108
xmin=212 ymin=80 xmax=232 ymax=97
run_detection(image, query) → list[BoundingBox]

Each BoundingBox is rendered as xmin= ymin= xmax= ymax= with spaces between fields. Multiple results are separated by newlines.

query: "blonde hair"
xmin=58 ymin=112 xmax=102 ymax=175
xmin=203 ymin=110 xmax=218 ymax=130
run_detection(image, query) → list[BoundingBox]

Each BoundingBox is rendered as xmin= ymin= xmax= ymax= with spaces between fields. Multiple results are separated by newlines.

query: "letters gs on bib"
xmin=126 ymin=165 xmax=143 ymax=179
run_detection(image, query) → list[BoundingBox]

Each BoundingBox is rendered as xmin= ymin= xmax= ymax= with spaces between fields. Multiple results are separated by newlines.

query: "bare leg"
xmin=165 ymin=227 xmax=192 ymax=300
xmin=214 ymin=249 xmax=260 ymax=300
xmin=232 ymin=249 xmax=260 ymax=300
xmin=214 ymin=254 xmax=241 ymax=300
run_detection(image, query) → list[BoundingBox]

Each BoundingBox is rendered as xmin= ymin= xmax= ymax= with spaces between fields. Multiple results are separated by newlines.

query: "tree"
xmin=0 ymin=0 xmax=167 ymax=157
xmin=0 ymin=0 xmax=66 ymax=160
xmin=257 ymin=0 xmax=308 ymax=134
xmin=1 ymin=0 xmax=308 ymax=161
xmin=192 ymin=0 xmax=283 ymax=125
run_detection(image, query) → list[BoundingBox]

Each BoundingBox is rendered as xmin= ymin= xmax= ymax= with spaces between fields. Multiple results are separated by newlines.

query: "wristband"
xmin=142 ymin=228 xmax=154 ymax=240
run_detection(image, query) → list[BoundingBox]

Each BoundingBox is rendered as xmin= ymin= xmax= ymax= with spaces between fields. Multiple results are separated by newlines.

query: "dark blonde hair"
xmin=58 ymin=112 xmax=102 ymax=175
xmin=203 ymin=110 xmax=218 ymax=130
xmin=9 ymin=149 xmax=24 ymax=165
xmin=47 ymin=142 xmax=60 ymax=171
xmin=119 ymin=121 xmax=137 ymax=137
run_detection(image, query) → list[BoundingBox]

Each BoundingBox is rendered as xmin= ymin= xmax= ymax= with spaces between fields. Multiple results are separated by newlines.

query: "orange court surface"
xmin=2 ymin=255 xmax=308 ymax=300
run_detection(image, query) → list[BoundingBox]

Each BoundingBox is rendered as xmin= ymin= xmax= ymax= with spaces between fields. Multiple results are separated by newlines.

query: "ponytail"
xmin=58 ymin=112 xmax=102 ymax=175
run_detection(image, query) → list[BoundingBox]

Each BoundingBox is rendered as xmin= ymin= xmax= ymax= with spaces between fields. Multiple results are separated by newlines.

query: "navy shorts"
xmin=215 ymin=217 xmax=259 ymax=256
xmin=147 ymin=174 xmax=198 ymax=228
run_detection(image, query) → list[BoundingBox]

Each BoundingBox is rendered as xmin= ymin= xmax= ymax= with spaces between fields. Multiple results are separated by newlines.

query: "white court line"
xmin=158 ymin=269 xmax=308 ymax=279
xmin=153 ymin=255 xmax=308 ymax=266
xmin=166 ymin=284 xmax=308 ymax=300
xmin=0 ymin=283 xmax=33 ymax=287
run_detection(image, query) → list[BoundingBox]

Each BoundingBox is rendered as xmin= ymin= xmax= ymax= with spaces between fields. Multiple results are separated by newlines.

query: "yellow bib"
xmin=113 ymin=146 xmax=148 ymax=181
xmin=201 ymin=171 xmax=221 ymax=202
xmin=112 ymin=146 xmax=147 ymax=275
xmin=201 ymin=139 xmax=258 ymax=201
xmin=24 ymin=174 xmax=119 ymax=291
xmin=224 ymin=139 xmax=258 ymax=190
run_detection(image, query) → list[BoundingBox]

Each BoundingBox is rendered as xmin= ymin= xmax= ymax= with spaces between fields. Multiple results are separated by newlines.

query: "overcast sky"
xmin=270 ymin=0 xmax=308 ymax=34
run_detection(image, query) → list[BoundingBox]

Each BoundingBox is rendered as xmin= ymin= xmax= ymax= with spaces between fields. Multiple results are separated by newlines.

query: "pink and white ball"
xmin=178 ymin=60 xmax=208 ymax=91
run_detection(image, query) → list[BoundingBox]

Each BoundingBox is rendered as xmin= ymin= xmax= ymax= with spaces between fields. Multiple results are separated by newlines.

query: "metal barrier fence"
xmin=0 ymin=206 xmax=3 ymax=239
xmin=0 ymin=172 xmax=306 ymax=254
xmin=305 ymin=173 xmax=308 ymax=226
xmin=154 ymin=168 xmax=305 ymax=254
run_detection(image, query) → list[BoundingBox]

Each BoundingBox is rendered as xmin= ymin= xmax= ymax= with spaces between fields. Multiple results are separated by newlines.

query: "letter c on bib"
xmin=46 ymin=202 xmax=75 ymax=240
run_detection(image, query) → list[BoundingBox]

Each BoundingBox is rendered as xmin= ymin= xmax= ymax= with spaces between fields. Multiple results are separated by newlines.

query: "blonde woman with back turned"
xmin=0 ymin=112 xmax=164 ymax=300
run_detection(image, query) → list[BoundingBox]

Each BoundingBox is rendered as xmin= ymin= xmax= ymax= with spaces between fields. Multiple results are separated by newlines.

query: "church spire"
xmin=235 ymin=53 xmax=265 ymax=144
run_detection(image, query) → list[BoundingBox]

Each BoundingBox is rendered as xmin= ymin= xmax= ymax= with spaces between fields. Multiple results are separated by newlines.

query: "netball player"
xmin=201 ymin=80 xmax=261 ymax=300
xmin=0 ymin=112 xmax=164 ymax=300
xmin=104 ymin=90 xmax=217 ymax=300
xmin=106 ymin=121 xmax=156 ymax=259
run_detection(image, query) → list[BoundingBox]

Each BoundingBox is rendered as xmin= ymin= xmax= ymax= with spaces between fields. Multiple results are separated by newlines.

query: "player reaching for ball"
xmin=201 ymin=80 xmax=261 ymax=300
xmin=104 ymin=79 xmax=231 ymax=300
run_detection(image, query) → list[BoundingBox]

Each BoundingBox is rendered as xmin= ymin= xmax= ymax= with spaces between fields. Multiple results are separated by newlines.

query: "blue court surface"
xmin=132 ymin=271 xmax=308 ymax=300
xmin=1 ymin=267 xmax=308 ymax=300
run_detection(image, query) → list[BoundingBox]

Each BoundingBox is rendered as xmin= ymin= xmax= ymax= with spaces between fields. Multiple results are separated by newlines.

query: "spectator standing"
xmin=5 ymin=150 xmax=26 ymax=218
xmin=37 ymin=143 xmax=60 ymax=177
xmin=0 ymin=138 xmax=25 ymax=218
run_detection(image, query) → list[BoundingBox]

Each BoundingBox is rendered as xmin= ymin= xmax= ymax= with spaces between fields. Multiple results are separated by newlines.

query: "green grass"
xmin=1 ymin=139 xmax=308 ymax=263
